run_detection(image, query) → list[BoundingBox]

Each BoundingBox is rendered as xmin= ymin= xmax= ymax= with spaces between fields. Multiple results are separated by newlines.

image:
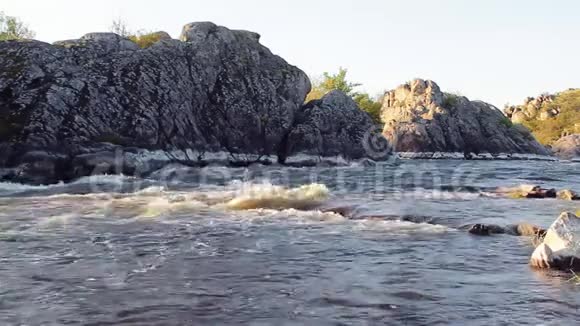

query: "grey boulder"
xmin=285 ymin=90 xmax=391 ymax=160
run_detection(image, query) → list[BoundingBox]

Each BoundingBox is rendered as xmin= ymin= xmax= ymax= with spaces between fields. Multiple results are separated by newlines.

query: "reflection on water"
xmin=0 ymin=160 xmax=579 ymax=325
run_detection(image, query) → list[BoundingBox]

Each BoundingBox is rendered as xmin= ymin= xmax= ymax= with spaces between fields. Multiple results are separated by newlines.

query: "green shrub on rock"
xmin=442 ymin=92 xmax=460 ymax=109
xmin=306 ymin=68 xmax=383 ymax=124
xmin=500 ymin=117 xmax=513 ymax=128
xmin=129 ymin=31 xmax=171 ymax=48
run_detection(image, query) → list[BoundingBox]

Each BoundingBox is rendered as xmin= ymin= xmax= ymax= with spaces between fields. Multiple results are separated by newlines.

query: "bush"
xmin=354 ymin=93 xmax=382 ymax=124
xmin=0 ymin=12 xmax=35 ymax=40
xmin=305 ymin=68 xmax=383 ymax=123
xmin=306 ymin=68 xmax=361 ymax=102
xmin=500 ymin=117 xmax=513 ymax=128
xmin=109 ymin=18 xmax=169 ymax=48
xmin=129 ymin=31 xmax=169 ymax=48
xmin=442 ymin=92 xmax=459 ymax=109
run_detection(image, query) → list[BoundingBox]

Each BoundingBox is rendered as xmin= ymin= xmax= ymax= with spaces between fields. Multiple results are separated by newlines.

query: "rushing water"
xmin=0 ymin=160 xmax=579 ymax=325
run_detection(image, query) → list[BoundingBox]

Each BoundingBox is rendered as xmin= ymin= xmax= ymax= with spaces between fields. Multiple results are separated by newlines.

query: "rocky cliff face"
xmin=1 ymin=22 xmax=309 ymax=157
xmin=380 ymin=79 xmax=550 ymax=156
xmin=0 ymin=22 xmax=389 ymax=184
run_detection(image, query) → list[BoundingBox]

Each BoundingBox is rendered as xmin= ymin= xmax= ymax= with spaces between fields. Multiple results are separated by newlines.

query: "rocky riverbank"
xmin=2 ymin=22 xmax=577 ymax=185
xmin=0 ymin=22 xmax=388 ymax=184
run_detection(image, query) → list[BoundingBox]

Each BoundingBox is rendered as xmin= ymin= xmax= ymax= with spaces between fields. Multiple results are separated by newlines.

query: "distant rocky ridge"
xmin=504 ymin=89 xmax=579 ymax=148
xmin=504 ymin=94 xmax=560 ymax=123
xmin=0 ymin=22 xmax=387 ymax=184
xmin=380 ymin=79 xmax=551 ymax=157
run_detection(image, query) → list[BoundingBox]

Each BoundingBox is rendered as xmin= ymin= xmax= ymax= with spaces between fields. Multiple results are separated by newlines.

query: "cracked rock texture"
xmin=286 ymin=90 xmax=390 ymax=160
xmin=380 ymin=79 xmax=551 ymax=156
xmin=0 ymin=22 xmax=389 ymax=184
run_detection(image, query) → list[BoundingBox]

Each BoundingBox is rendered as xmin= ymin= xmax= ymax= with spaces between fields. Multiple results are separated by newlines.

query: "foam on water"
xmin=0 ymin=178 xmax=507 ymax=232
xmin=13 ymin=181 xmax=332 ymax=220
xmin=238 ymin=207 xmax=346 ymax=224
xmin=352 ymin=219 xmax=451 ymax=234
xmin=71 ymin=174 xmax=135 ymax=186
xmin=407 ymin=188 xmax=484 ymax=200
xmin=0 ymin=181 xmax=64 ymax=195
xmin=0 ymin=174 xmax=137 ymax=196
xmin=137 ymin=197 xmax=208 ymax=218
xmin=223 ymin=182 xmax=330 ymax=210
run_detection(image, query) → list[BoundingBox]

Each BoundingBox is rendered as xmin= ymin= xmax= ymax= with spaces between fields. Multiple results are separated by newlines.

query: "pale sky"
xmin=2 ymin=0 xmax=579 ymax=107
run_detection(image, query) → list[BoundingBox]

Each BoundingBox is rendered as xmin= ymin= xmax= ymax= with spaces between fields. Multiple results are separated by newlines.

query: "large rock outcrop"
xmin=0 ymin=22 xmax=391 ymax=184
xmin=380 ymin=79 xmax=550 ymax=156
xmin=0 ymin=22 xmax=309 ymax=157
xmin=284 ymin=91 xmax=390 ymax=160
xmin=552 ymin=134 xmax=580 ymax=160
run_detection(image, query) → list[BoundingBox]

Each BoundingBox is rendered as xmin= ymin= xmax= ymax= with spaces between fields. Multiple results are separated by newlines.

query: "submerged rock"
xmin=467 ymin=223 xmax=546 ymax=238
xmin=494 ymin=184 xmax=579 ymax=199
xmin=380 ymin=79 xmax=550 ymax=156
xmin=530 ymin=212 xmax=580 ymax=271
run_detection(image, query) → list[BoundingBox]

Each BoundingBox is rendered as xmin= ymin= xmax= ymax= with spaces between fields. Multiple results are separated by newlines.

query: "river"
xmin=0 ymin=160 xmax=579 ymax=325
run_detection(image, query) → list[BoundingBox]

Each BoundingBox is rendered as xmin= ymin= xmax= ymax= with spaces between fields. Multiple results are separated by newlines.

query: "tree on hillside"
xmin=0 ymin=12 xmax=35 ymax=40
xmin=307 ymin=68 xmax=361 ymax=101
xmin=306 ymin=68 xmax=383 ymax=124
xmin=319 ymin=68 xmax=361 ymax=96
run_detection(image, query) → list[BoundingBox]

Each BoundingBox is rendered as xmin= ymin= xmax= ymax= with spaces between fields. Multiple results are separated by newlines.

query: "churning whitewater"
xmin=0 ymin=160 xmax=579 ymax=325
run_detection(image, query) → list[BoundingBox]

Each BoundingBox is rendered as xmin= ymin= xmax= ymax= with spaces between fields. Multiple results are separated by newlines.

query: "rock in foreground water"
xmin=530 ymin=212 xmax=580 ymax=271
xmin=557 ymin=189 xmax=580 ymax=201
xmin=495 ymin=184 xmax=579 ymax=200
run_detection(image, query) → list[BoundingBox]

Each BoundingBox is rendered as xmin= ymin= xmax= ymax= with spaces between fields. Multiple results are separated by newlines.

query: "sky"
xmin=2 ymin=0 xmax=579 ymax=107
